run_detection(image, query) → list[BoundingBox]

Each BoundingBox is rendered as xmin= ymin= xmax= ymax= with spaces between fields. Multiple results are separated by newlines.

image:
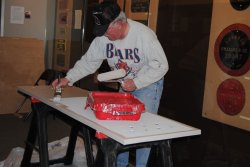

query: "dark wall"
xmin=157 ymin=0 xmax=250 ymax=167
xmin=0 ymin=0 xmax=1 ymax=18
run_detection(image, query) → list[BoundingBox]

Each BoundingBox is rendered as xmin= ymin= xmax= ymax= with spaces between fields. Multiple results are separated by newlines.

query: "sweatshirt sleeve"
xmin=133 ymin=39 xmax=169 ymax=89
xmin=65 ymin=38 xmax=105 ymax=85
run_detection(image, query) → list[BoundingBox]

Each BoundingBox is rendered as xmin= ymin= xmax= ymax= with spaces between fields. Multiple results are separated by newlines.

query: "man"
xmin=52 ymin=1 xmax=169 ymax=167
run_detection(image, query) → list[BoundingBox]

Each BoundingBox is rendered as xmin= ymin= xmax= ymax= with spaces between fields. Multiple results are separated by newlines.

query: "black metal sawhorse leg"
xmin=21 ymin=102 xmax=50 ymax=167
xmin=82 ymin=126 xmax=95 ymax=167
xmin=95 ymin=138 xmax=173 ymax=167
xmin=21 ymin=102 xmax=96 ymax=167
xmin=95 ymin=138 xmax=123 ymax=167
xmin=64 ymin=121 xmax=95 ymax=167
xmin=20 ymin=105 xmax=38 ymax=167
xmin=160 ymin=140 xmax=173 ymax=167
xmin=147 ymin=140 xmax=173 ymax=167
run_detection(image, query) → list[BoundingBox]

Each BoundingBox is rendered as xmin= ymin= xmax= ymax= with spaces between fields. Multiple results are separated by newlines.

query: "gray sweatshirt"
xmin=66 ymin=19 xmax=169 ymax=89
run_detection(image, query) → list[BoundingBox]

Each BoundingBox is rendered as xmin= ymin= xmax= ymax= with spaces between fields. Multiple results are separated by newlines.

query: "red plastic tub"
xmin=85 ymin=92 xmax=145 ymax=120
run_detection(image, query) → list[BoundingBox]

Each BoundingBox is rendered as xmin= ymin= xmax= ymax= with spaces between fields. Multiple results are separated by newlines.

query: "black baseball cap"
xmin=92 ymin=1 xmax=121 ymax=36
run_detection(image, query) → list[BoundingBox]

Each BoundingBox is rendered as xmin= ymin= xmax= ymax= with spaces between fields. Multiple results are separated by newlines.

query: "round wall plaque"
xmin=214 ymin=23 xmax=250 ymax=76
xmin=230 ymin=0 xmax=250 ymax=11
xmin=217 ymin=79 xmax=245 ymax=115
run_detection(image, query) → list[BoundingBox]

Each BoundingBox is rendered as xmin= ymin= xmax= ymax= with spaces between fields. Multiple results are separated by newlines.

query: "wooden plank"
xmin=17 ymin=85 xmax=201 ymax=145
xmin=0 ymin=37 xmax=44 ymax=114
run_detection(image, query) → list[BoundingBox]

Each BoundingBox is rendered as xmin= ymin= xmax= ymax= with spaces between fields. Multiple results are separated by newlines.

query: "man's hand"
xmin=52 ymin=78 xmax=70 ymax=89
xmin=121 ymin=79 xmax=137 ymax=92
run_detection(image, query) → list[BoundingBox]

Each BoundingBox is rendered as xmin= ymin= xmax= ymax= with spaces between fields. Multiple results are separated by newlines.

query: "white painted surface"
xmin=17 ymin=85 xmax=201 ymax=145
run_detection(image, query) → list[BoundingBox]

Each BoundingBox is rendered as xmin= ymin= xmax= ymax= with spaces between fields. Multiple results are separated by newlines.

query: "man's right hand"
xmin=52 ymin=78 xmax=70 ymax=89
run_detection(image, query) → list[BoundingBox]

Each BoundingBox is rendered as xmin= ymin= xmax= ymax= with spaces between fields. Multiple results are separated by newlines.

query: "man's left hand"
xmin=121 ymin=79 xmax=137 ymax=91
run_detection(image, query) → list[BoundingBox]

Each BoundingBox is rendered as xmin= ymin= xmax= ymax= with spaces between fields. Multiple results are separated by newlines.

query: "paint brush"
xmin=53 ymin=73 xmax=62 ymax=102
